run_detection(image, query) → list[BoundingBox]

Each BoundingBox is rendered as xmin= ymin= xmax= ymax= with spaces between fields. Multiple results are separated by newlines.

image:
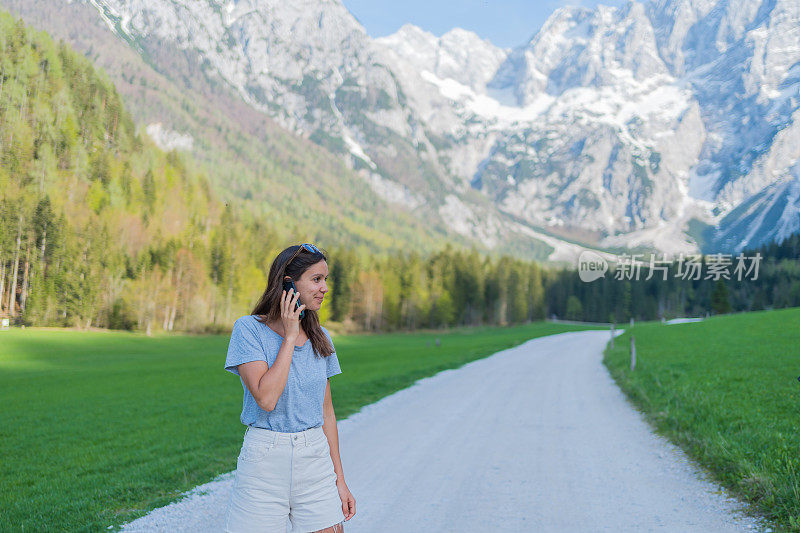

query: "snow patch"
xmin=420 ymin=70 xmax=555 ymax=124
xmin=344 ymin=135 xmax=377 ymax=170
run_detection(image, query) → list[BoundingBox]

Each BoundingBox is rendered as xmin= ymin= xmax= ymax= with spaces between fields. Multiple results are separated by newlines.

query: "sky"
xmin=341 ymin=0 xmax=626 ymax=49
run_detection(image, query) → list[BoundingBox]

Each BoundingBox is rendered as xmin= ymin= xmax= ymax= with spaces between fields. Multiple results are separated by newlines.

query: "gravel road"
xmin=121 ymin=329 xmax=764 ymax=532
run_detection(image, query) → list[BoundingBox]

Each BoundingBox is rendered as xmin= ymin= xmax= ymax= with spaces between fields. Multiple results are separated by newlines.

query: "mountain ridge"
xmin=18 ymin=0 xmax=800 ymax=257
xmin=377 ymin=0 xmax=800 ymax=253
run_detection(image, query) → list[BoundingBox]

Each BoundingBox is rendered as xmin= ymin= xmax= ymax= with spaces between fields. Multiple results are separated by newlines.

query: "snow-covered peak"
xmin=375 ymin=24 xmax=439 ymax=71
xmin=384 ymin=23 xmax=437 ymax=42
xmin=490 ymin=1 xmax=668 ymax=105
xmin=439 ymin=27 xmax=503 ymax=54
xmin=375 ymin=23 xmax=506 ymax=93
xmin=437 ymin=28 xmax=507 ymax=91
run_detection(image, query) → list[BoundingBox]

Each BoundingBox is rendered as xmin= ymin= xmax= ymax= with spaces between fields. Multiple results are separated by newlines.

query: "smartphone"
xmin=282 ymin=277 xmax=305 ymax=320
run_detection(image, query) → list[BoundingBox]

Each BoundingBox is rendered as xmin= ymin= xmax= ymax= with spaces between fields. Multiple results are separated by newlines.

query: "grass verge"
xmin=603 ymin=308 xmax=800 ymax=531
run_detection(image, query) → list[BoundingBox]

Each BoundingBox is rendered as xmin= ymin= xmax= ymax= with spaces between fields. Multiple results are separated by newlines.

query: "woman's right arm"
xmin=238 ymin=289 xmax=305 ymax=412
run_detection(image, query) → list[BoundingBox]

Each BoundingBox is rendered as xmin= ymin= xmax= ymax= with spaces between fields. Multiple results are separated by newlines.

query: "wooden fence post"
xmin=630 ymin=335 xmax=636 ymax=371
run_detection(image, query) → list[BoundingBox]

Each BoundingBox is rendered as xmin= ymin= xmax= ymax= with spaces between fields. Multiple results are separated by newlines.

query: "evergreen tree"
xmin=711 ymin=280 xmax=732 ymax=315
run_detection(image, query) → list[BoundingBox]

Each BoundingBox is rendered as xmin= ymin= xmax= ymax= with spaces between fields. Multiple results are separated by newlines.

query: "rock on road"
xmin=122 ymin=330 xmax=762 ymax=532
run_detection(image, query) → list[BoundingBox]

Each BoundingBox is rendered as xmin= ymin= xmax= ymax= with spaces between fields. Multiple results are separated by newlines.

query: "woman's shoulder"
xmin=233 ymin=316 xmax=281 ymax=351
xmin=233 ymin=315 xmax=265 ymax=333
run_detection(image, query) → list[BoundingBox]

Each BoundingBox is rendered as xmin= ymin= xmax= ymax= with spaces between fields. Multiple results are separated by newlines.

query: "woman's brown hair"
xmin=251 ymin=245 xmax=334 ymax=357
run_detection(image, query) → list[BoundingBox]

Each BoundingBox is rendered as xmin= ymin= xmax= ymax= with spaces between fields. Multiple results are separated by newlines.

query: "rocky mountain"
xmin=76 ymin=0 xmax=447 ymax=199
xmin=378 ymin=0 xmax=800 ymax=254
xmin=645 ymin=0 xmax=800 ymax=251
xmin=20 ymin=0 xmax=800 ymax=257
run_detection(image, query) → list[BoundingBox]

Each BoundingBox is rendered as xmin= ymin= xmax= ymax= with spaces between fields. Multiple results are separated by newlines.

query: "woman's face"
xmin=294 ymin=260 xmax=329 ymax=312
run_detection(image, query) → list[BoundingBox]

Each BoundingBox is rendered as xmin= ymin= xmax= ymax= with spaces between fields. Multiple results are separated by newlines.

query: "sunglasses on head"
xmin=287 ymin=243 xmax=323 ymax=266
xmin=299 ymin=243 xmax=322 ymax=255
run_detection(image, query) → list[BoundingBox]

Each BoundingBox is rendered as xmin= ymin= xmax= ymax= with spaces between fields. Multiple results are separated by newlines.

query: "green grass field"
xmin=604 ymin=308 xmax=800 ymax=531
xmin=0 ymin=321 xmax=599 ymax=531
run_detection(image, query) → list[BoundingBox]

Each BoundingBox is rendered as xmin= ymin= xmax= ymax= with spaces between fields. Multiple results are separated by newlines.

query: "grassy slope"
xmin=604 ymin=308 xmax=800 ymax=531
xmin=0 ymin=322 xmax=599 ymax=530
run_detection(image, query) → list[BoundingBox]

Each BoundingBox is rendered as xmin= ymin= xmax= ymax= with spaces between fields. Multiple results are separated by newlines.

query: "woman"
xmin=224 ymin=243 xmax=355 ymax=532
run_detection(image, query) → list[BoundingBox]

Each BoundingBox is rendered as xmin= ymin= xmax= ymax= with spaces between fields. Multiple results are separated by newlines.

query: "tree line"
xmin=323 ymin=234 xmax=800 ymax=330
xmin=544 ymin=234 xmax=800 ymax=323
xmin=2 ymin=12 xmax=798 ymax=334
xmin=322 ymin=247 xmax=546 ymax=330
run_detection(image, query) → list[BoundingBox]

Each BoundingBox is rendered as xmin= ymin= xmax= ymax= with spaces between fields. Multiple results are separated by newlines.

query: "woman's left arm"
xmin=323 ymin=379 xmax=356 ymax=521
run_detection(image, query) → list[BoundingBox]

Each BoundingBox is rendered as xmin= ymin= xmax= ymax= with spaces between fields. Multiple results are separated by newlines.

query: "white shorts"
xmin=225 ymin=426 xmax=345 ymax=532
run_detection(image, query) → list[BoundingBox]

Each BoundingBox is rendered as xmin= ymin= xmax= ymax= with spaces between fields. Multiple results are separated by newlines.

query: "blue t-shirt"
xmin=224 ymin=315 xmax=342 ymax=432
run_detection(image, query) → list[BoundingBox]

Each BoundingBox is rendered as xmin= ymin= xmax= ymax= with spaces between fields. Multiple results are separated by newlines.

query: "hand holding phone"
xmin=282 ymin=277 xmax=305 ymax=320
